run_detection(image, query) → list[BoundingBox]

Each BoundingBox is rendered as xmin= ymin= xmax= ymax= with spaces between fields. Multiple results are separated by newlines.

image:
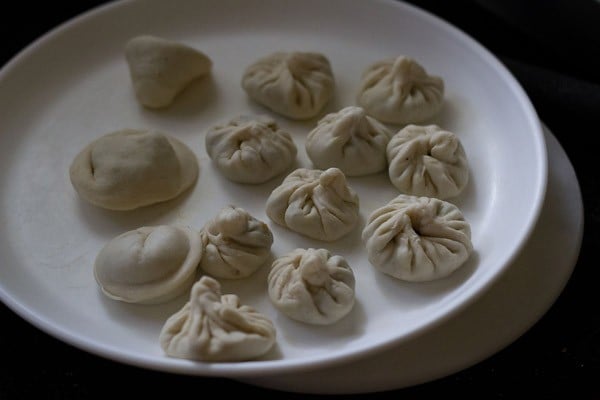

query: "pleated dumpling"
xmin=305 ymin=106 xmax=392 ymax=176
xmin=200 ymin=205 xmax=273 ymax=279
xmin=205 ymin=115 xmax=297 ymax=184
xmin=362 ymin=194 xmax=472 ymax=282
xmin=241 ymin=51 xmax=335 ymax=120
xmin=159 ymin=276 xmax=276 ymax=361
xmin=268 ymin=248 xmax=355 ymax=325
xmin=266 ymin=168 xmax=360 ymax=241
xmin=357 ymin=56 xmax=444 ymax=124
xmin=94 ymin=225 xmax=202 ymax=304
xmin=387 ymin=124 xmax=469 ymax=199
xmin=69 ymin=129 xmax=198 ymax=210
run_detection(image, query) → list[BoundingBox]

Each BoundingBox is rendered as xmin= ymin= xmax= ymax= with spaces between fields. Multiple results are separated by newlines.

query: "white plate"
xmin=241 ymin=124 xmax=583 ymax=392
xmin=0 ymin=0 xmax=546 ymax=376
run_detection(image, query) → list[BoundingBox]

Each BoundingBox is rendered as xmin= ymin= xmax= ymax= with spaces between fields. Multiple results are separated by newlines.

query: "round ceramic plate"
xmin=0 ymin=0 xmax=546 ymax=377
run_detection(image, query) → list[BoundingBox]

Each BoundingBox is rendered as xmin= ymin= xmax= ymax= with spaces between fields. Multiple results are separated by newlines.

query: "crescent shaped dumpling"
xmin=362 ymin=194 xmax=473 ymax=282
xmin=241 ymin=51 xmax=335 ymax=120
xmin=200 ymin=205 xmax=274 ymax=279
xmin=387 ymin=124 xmax=469 ymax=199
xmin=69 ymin=129 xmax=198 ymax=210
xmin=94 ymin=225 xmax=202 ymax=304
xmin=357 ymin=56 xmax=444 ymax=124
xmin=125 ymin=35 xmax=212 ymax=108
xmin=268 ymin=248 xmax=356 ymax=325
xmin=159 ymin=276 xmax=276 ymax=362
xmin=266 ymin=168 xmax=360 ymax=241
xmin=205 ymin=115 xmax=297 ymax=184
xmin=305 ymin=106 xmax=392 ymax=176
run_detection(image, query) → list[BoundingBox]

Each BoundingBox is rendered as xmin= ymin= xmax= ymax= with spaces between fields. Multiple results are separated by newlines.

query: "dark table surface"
xmin=1 ymin=1 xmax=599 ymax=398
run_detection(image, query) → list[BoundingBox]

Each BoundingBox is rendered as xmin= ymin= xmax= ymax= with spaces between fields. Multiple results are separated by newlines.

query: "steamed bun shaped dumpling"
xmin=69 ymin=129 xmax=198 ymax=210
xmin=125 ymin=35 xmax=212 ymax=108
xmin=94 ymin=225 xmax=202 ymax=304
xmin=160 ymin=276 xmax=276 ymax=362
xmin=205 ymin=115 xmax=297 ymax=184
xmin=266 ymin=168 xmax=360 ymax=241
xmin=268 ymin=248 xmax=356 ymax=325
xmin=387 ymin=124 xmax=469 ymax=199
xmin=200 ymin=205 xmax=273 ymax=279
xmin=357 ymin=56 xmax=444 ymax=124
xmin=305 ymin=106 xmax=392 ymax=176
xmin=362 ymin=194 xmax=472 ymax=282
xmin=241 ymin=51 xmax=335 ymax=119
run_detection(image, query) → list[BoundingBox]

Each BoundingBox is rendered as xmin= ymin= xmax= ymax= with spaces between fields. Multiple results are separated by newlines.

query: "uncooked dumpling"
xmin=200 ymin=206 xmax=273 ymax=279
xmin=69 ymin=129 xmax=198 ymax=210
xmin=125 ymin=35 xmax=212 ymax=108
xmin=94 ymin=225 xmax=202 ymax=304
xmin=241 ymin=51 xmax=334 ymax=119
xmin=357 ymin=56 xmax=444 ymax=124
xmin=160 ymin=276 xmax=276 ymax=362
xmin=362 ymin=194 xmax=472 ymax=282
xmin=387 ymin=124 xmax=468 ymax=199
xmin=205 ymin=115 xmax=297 ymax=184
xmin=266 ymin=168 xmax=360 ymax=241
xmin=305 ymin=106 xmax=392 ymax=176
xmin=268 ymin=248 xmax=355 ymax=325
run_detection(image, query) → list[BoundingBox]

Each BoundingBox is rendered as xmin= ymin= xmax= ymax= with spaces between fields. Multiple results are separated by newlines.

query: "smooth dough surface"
xmin=69 ymin=129 xmax=198 ymax=210
xmin=241 ymin=51 xmax=334 ymax=119
xmin=159 ymin=276 xmax=276 ymax=361
xmin=268 ymin=248 xmax=355 ymax=325
xmin=362 ymin=194 xmax=472 ymax=282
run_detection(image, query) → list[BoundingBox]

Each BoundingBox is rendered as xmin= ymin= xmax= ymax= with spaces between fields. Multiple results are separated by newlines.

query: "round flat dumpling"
xmin=200 ymin=205 xmax=273 ymax=279
xmin=268 ymin=248 xmax=355 ymax=325
xmin=387 ymin=124 xmax=468 ymax=199
xmin=241 ymin=51 xmax=335 ymax=120
xmin=305 ymin=106 xmax=392 ymax=176
xmin=362 ymin=194 xmax=472 ymax=282
xmin=266 ymin=168 xmax=360 ymax=241
xmin=160 ymin=276 xmax=276 ymax=362
xmin=205 ymin=115 xmax=297 ymax=184
xmin=357 ymin=56 xmax=444 ymax=124
xmin=69 ymin=129 xmax=198 ymax=210
xmin=94 ymin=225 xmax=202 ymax=304
xmin=125 ymin=35 xmax=212 ymax=108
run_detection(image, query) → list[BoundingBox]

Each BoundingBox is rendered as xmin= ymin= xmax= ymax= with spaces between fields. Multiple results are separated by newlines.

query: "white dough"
xmin=268 ymin=248 xmax=355 ymax=325
xmin=200 ymin=205 xmax=273 ymax=279
xmin=305 ymin=106 xmax=392 ymax=176
xmin=357 ymin=56 xmax=444 ymax=124
xmin=205 ymin=115 xmax=297 ymax=184
xmin=362 ymin=194 xmax=472 ymax=282
xmin=160 ymin=276 xmax=276 ymax=362
xmin=125 ymin=35 xmax=212 ymax=108
xmin=241 ymin=51 xmax=334 ymax=120
xmin=387 ymin=124 xmax=469 ymax=199
xmin=69 ymin=129 xmax=198 ymax=210
xmin=94 ymin=225 xmax=202 ymax=304
xmin=266 ymin=168 xmax=360 ymax=241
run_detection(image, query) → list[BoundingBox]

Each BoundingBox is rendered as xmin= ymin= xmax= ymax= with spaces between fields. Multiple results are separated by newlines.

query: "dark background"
xmin=1 ymin=0 xmax=599 ymax=398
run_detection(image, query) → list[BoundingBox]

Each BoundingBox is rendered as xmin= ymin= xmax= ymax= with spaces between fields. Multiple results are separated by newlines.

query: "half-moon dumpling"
xmin=241 ymin=51 xmax=335 ymax=120
xmin=387 ymin=124 xmax=469 ymax=199
xmin=200 ymin=205 xmax=273 ymax=279
xmin=94 ymin=225 xmax=202 ymax=304
xmin=125 ymin=35 xmax=212 ymax=108
xmin=362 ymin=194 xmax=472 ymax=282
xmin=160 ymin=276 xmax=276 ymax=361
xmin=69 ymin=129 xmax=198 ymax=210
xmin=357 ymin=56 xmax=444 ymax=124
xmin=266 ymin=168 xmax=359 ymax=241
xmin=305 ymin=106 xmax=392 ymax=176
xmin=268 ymin=248 xmax=355 ymax=325
xmin=205 ymin=115 xmax=297 ymax=184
